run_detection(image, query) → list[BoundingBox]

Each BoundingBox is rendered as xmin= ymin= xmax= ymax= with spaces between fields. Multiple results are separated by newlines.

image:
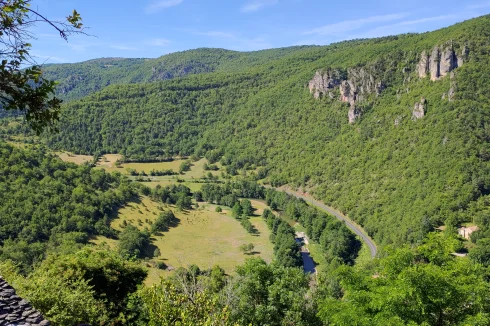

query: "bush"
xmin=151 ymin=211 xmax=175 ymax=233
xmin=118 ymin=225 xmax=150 ymax=258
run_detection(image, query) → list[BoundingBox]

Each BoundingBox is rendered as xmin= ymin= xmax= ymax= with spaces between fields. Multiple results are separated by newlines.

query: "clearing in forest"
xmin=92 ymin=197 xmax=274 ymax=285
xmin=57 ymin=152 xmax=93 ymax=165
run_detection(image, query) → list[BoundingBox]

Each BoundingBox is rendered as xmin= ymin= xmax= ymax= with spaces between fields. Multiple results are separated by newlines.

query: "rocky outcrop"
xmin=340 ymin=80 xmax=355 ymax=105
xmin=342 ymin=67 xmax=385 ymax=101
xmin=348 ymin=106 xmax=362 ymax=124
xmin=412 ymin=98 xmax=426 ymax=120
xmin=0 ymin=277 xmax=49 ymax=326
xmin=418 ymin=42 xmax=468 ymax=80
xmin=394 ymin=116 xmax=402 ymax=127
xmin=417 ymin=50 xmax=430 ymax=78
xmin=310 ymin=66 xmax=384 ymax=124
xmin=308 ymin=69 xmax=344 ymax=99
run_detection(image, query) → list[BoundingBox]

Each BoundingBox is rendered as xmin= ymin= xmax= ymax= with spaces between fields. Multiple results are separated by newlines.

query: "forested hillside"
xmin=39 ymin=46 xmax=313 ymax=101
xmin=33 ymin=15 xmax=490 ymax=248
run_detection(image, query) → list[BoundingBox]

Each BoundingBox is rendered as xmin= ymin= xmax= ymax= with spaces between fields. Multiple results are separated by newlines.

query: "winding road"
xmin=278 ymin=188 xmax=377 ymax=258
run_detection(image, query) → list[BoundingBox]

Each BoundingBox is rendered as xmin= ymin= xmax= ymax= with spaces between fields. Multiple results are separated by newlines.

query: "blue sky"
xmin=29 ymin=0 xmax=490 ymax=63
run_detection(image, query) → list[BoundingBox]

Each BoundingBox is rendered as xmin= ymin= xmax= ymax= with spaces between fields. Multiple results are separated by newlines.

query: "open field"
xmin=97 ymin=154 xmax=123 ymax=168
xmin=57 ymin=152 xmax=94 ymax=165
xmin=56 ymin=152 xmax=223 ymax=183
xmin=92 ymin=197 xmax=274 ymax=285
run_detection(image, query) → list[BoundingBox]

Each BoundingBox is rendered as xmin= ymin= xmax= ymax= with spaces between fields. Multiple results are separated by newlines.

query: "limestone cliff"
xmin=412 ymin=98 xmax=426 ymax=120
xmin=418 ymin=41 xmax=469 ymax=80
xmin=308 ymin=68 xmax=344 ymax=99
xmin=309 ymin=66 xmax=384 ymax=124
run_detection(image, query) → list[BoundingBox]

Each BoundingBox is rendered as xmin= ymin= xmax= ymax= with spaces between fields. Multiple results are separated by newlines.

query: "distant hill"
xmin=41 ymin=46 xmax=314 ymax=101
xmin=8 ymin=15 xmax=490 ymax=247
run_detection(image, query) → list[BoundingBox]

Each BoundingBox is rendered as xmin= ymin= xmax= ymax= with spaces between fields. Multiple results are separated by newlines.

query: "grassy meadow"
xmin=92 ymin=196 xmax=274 ymax=285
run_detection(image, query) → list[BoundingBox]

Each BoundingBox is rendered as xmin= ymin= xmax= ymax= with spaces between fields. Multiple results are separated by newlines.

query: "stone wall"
xmin=0 ymin=277 xmax=49 ymax=326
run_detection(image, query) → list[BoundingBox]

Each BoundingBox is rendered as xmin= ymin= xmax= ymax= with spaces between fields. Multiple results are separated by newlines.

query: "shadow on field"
xmin=245 ymin=251 xmax=261 ymax=256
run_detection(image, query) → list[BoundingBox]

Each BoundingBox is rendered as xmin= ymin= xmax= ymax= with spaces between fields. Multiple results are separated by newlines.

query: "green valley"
xmin=2 ymin=2 xmax=490 ymax=324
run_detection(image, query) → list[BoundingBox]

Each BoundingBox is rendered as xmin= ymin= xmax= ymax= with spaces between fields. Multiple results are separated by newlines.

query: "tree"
xmin=118 ymin=225 xmax=150 ymax=258
xmin=239 ymin=243 xmax=254 ymax=254
xmin=176 ymin=193 xmax=192 ymax=211
xmin=179 ymin=160 xmax=192 ymax=174
xmin=215 ymin=206 xmax=222 ymax=213
xmin=0 ymin=0 xmax=84 ymax=133
xmin=469 ymin=238 xmax=490 ymax=266
xmin=153 ymin=247 xmax=161 ymax=258
xmin=231 ymin=202 xmax=242 ymax=219
xmin=241 ymin=199 xmax=253 ymax=216
xmin=141 ymin=279 xmax=232 ymax=326
xmin=151 ymin=210 xmax=175 ymax=233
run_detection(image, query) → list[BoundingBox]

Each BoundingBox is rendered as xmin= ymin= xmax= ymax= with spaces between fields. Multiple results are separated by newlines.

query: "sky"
xmin=27 ymin=0 xmax=490 ymax=64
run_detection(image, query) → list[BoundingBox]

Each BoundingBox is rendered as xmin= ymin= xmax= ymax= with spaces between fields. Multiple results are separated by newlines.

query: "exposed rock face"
xmin=309 ymin=66 xmax=384 ymax=124
xmin=308 ymin=69 xmax=343 ymax=99
xmin=417 ymin=50 xmax=430 ymax=78
xmin=448 ymin=87 xmax=455 ymax=101
xmin=429 ymin=46 xmax=441 ymax=81
xmin=418 ymin=42 xmax=468 ymax=81
xmin=340 ymin=80 xmax=355 ymax=105
xmin=0 ymin=277 xmax=50 ymax=326
xmin=457 ymin=45 xmax=469 ymax=67
xmin=394 ymin=116 xmax=402 ymax=126
xmin=412 ymin=98 xmax=426 ymax=120
xmin=348 ymin=106 xmax=362 ymax=124
xmin=440 ymin=45 xmax=456 ymax=78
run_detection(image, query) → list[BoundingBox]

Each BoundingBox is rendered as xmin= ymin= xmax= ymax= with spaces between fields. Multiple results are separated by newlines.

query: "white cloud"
xmin=241 ymin=0 xmax=278 ymax=13
xmin=145 ymin=38 xmax=172 ymax=46
xmin=146 ymin=0 xmax=183 ymax=14
xmin=303 ymin=13 xmax=408 ymax=36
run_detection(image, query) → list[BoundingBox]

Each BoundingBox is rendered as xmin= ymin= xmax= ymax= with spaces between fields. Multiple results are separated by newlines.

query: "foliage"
xmin=118 ymin=225 xmax=150 ymax=258
xmin=318 ymin=234 xmax=490 ymax=326
xmin=0 ymin=0 xmax=83 ymax=133
xmin=151 ymin=210 xmax=176 ymax=233
xmin=227 ymin=258 xmax=320 ymax=326
xmin=141 ymin=279 xmax=233 ymax=326
xmin=179 ymin=160 xmax=192 ymax=174
xmin=0 ymin=259 xmax=106 ymax=325
xmin=0 ymin=246 xmax=147 ymax=325
xmin=0 ymin=143 xmax=136 ymax=271
xmin=239 ymin=243 xmax=254 ymax=254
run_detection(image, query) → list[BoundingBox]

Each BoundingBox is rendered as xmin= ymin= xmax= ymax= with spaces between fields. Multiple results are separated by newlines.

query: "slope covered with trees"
xmin=39 ymin=46 xmax=313 ymax=102
xmin=0 ymin=142 xmax=138 ymax=271
xmin=36 ymin=15 xmax=490 ymax=248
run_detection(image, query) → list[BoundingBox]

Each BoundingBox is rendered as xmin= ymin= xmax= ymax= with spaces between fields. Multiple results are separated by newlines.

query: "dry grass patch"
xmin=152 ymin=207 xmax=273 ymax=277
xmin=97 ymin=154 xmax=123 ymax=168
xmin=57 ymin=152 xmax=93 ymax=165
xmin=97 ymin=159 xmax=184 ymax=174
xmin=92 ymin=196 xmax=274 ymax=285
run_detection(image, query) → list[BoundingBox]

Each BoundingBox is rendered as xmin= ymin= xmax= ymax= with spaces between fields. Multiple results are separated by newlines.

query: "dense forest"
xmin=38 ymin=46 xmax=314 ymax=102
xmin=6 ymin=15 xmax=488 ymax=248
